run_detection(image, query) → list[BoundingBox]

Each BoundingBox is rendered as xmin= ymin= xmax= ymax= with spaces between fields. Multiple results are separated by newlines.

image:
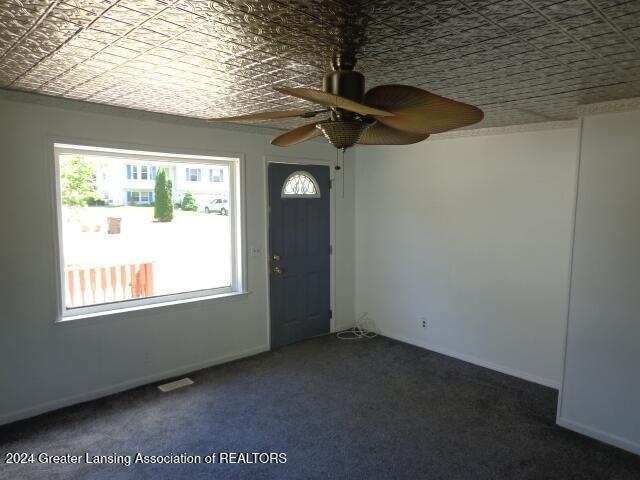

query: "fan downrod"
xmin=331 ymin=54 xmax=356 ymax=71
xmin=322 ymin=54 xmax=365 ymax=107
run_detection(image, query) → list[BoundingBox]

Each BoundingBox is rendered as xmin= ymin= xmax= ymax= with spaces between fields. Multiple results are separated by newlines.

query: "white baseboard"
xmin=380 ymin=330 xmax=560 ymax=389
xmin=557 ymin=416 xmax=640 ymax=456
xmin=0 ymin=344 xmax=269 ymax=426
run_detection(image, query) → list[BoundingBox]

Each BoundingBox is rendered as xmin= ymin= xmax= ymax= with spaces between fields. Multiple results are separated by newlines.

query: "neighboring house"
xmin=92 ymin=157 xmax=227 ymax=207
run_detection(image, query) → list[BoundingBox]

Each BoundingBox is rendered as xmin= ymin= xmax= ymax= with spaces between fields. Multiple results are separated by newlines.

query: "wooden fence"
xmin=65 ymin=263 xmax=154 ymax=308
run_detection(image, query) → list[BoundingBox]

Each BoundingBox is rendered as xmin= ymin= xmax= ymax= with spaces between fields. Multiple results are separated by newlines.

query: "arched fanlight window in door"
xmin=281 ymin=171 xmax=321 ymax=198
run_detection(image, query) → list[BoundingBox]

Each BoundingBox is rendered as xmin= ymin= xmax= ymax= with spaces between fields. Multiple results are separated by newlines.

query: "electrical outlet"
xmin=421 ymin=317 xmax=427 ymax=328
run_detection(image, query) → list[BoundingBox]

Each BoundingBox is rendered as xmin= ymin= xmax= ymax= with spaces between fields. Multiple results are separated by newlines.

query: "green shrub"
xmin=181 ymin=192 xmax=198 ymax=212
xmin=86 ymin=195 xmax=106 ymax=206
xmin=154 ymin=169 xmax=174 ymax=222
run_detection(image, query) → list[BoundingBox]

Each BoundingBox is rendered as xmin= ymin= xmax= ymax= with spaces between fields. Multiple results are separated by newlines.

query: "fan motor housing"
xmin=322 ymin=69 xmax=365 ymax=104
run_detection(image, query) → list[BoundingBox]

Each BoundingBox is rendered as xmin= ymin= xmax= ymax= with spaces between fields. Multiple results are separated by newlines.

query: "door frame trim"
xmin=263 ymin=155 xmax=337 ymax=348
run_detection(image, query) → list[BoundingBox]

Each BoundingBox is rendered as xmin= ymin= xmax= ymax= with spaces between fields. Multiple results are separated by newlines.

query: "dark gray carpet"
xmin=1 ymin=335 xmax=639 ymax=479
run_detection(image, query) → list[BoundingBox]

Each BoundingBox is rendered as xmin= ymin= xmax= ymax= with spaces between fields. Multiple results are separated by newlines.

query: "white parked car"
xmin=204 ymin=198 xmax=229 ymax=215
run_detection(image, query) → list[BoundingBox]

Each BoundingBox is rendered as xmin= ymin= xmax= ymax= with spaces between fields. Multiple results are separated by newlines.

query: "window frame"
xmin=210 ymin=167 xmax=224 ymax=183
xmin=127 ymin=190 xmax=153 ymax=204
xmin=186 ymin=167 xmax=201 ymax=182
xmin=53 ymin=143 xmax=245 ymax=322
xmin=127 ymin=164 xmax=139 ymax=180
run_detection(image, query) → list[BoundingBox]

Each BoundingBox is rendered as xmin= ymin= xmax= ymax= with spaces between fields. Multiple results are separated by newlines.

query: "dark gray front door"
xmin=268 ymin=163 xmax=331 ymax=348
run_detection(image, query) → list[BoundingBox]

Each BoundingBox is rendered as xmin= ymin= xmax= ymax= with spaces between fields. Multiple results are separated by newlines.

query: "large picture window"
xmin=55 ymin=144 xmax=243 ymax=319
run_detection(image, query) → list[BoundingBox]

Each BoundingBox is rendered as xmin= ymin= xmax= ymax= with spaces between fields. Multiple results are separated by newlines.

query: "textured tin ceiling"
xmin=1 ymin=0 xmax=639 ymax=130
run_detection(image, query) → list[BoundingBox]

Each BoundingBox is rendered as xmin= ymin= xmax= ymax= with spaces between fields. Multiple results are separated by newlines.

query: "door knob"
xmin=272 ymin=266 xmax=282 ymax=275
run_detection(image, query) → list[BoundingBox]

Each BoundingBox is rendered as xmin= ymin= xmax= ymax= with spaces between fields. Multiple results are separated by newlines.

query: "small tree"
xmin=154 ymin=169 xmax=174 ymax=222
xmin=181 ymin=192 xmax=198 ymax=212
xmin=61 ymin=156 xmax=99 ymax=207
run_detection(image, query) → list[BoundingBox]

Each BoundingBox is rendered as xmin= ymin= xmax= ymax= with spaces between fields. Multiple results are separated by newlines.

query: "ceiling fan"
xmin=207 ymin=55 xmax=484 ymax=150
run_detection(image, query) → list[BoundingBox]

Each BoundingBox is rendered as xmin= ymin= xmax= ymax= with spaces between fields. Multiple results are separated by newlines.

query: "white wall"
xmin=0 ymin=92 xmax=355 ymax=424
xmin=558 ymin=110 xmax=640 ymax=455
xmin=354 ymin=127 xmax=579 ymax=387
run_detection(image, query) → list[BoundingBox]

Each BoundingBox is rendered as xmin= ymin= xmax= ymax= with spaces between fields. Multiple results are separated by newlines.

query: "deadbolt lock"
xmin=271 ymin=255 xmax=281 ymax=261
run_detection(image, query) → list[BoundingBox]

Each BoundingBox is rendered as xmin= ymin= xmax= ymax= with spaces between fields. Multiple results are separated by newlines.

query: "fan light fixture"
xmin=316 ymin=120 xmax=370 ymax=150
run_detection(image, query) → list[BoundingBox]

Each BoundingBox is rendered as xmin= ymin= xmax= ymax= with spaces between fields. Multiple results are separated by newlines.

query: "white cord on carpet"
xmin=337 ymin=312 xmax=379 ymax=340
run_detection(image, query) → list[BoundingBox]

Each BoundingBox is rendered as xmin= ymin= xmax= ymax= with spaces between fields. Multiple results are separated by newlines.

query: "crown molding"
xmin=576 ymin=97 xmax=640 ymax=117
xmin=430 ymin=120 xmax=578 ymax=140
xmin=4 ymin=88 xmax=638 ymax=143
xmin=0 ymin=88 xmax=290 ymax=138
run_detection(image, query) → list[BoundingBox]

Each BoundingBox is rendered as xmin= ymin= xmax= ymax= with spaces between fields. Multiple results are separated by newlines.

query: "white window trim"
xmin=54 ymin=143 xmax=245 ymax=322
xmin=127 ymin=190 xmax=153 ymax=204
xmin=127 ymin=164 xmax=139 ymax=180
xmin=210 ymin=168 xmax=224 ymax=183
xmin=187 ymin=167 xmax=201 ymax=182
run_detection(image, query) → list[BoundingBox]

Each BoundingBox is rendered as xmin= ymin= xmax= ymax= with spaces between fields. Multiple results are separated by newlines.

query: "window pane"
xmin=282 ymin=171 xmax=320 ymax=197
xmin=141 ymin=166 xmax=148 ymax=180
xmin=209 ymin=168 xmax=224 ymax=183
xmin=188 ymin=168 xmax=201 ymax=182
xmin=58 ymin=151 xmax=235 ymax=311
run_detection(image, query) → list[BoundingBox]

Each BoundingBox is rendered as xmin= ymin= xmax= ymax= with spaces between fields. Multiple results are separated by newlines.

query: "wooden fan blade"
xmin=208 ymin=109 xmax=317 ymax=123
xmin=271 ymin=121 xmax=322 ymax=147
xmin=358 ymin=122 xmax=430 ymax=145
xmin=365 ymin=85 xmax=483 ymax=134
xmin=276 ymin=87 xmax=393 ymax=117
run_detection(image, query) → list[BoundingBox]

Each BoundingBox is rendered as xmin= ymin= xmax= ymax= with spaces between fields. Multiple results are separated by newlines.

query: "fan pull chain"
xmin=341 ymin=148 xmax=346 ymax=199
xmin=334 ymin=148 xmax=346 ymax=199
xmin=334 ymin=147 xmax=340 ymax=195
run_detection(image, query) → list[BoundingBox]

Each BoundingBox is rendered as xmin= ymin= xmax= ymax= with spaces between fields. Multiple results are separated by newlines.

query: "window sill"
xmin=56 ymin=290 xmax=251 ymax=326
